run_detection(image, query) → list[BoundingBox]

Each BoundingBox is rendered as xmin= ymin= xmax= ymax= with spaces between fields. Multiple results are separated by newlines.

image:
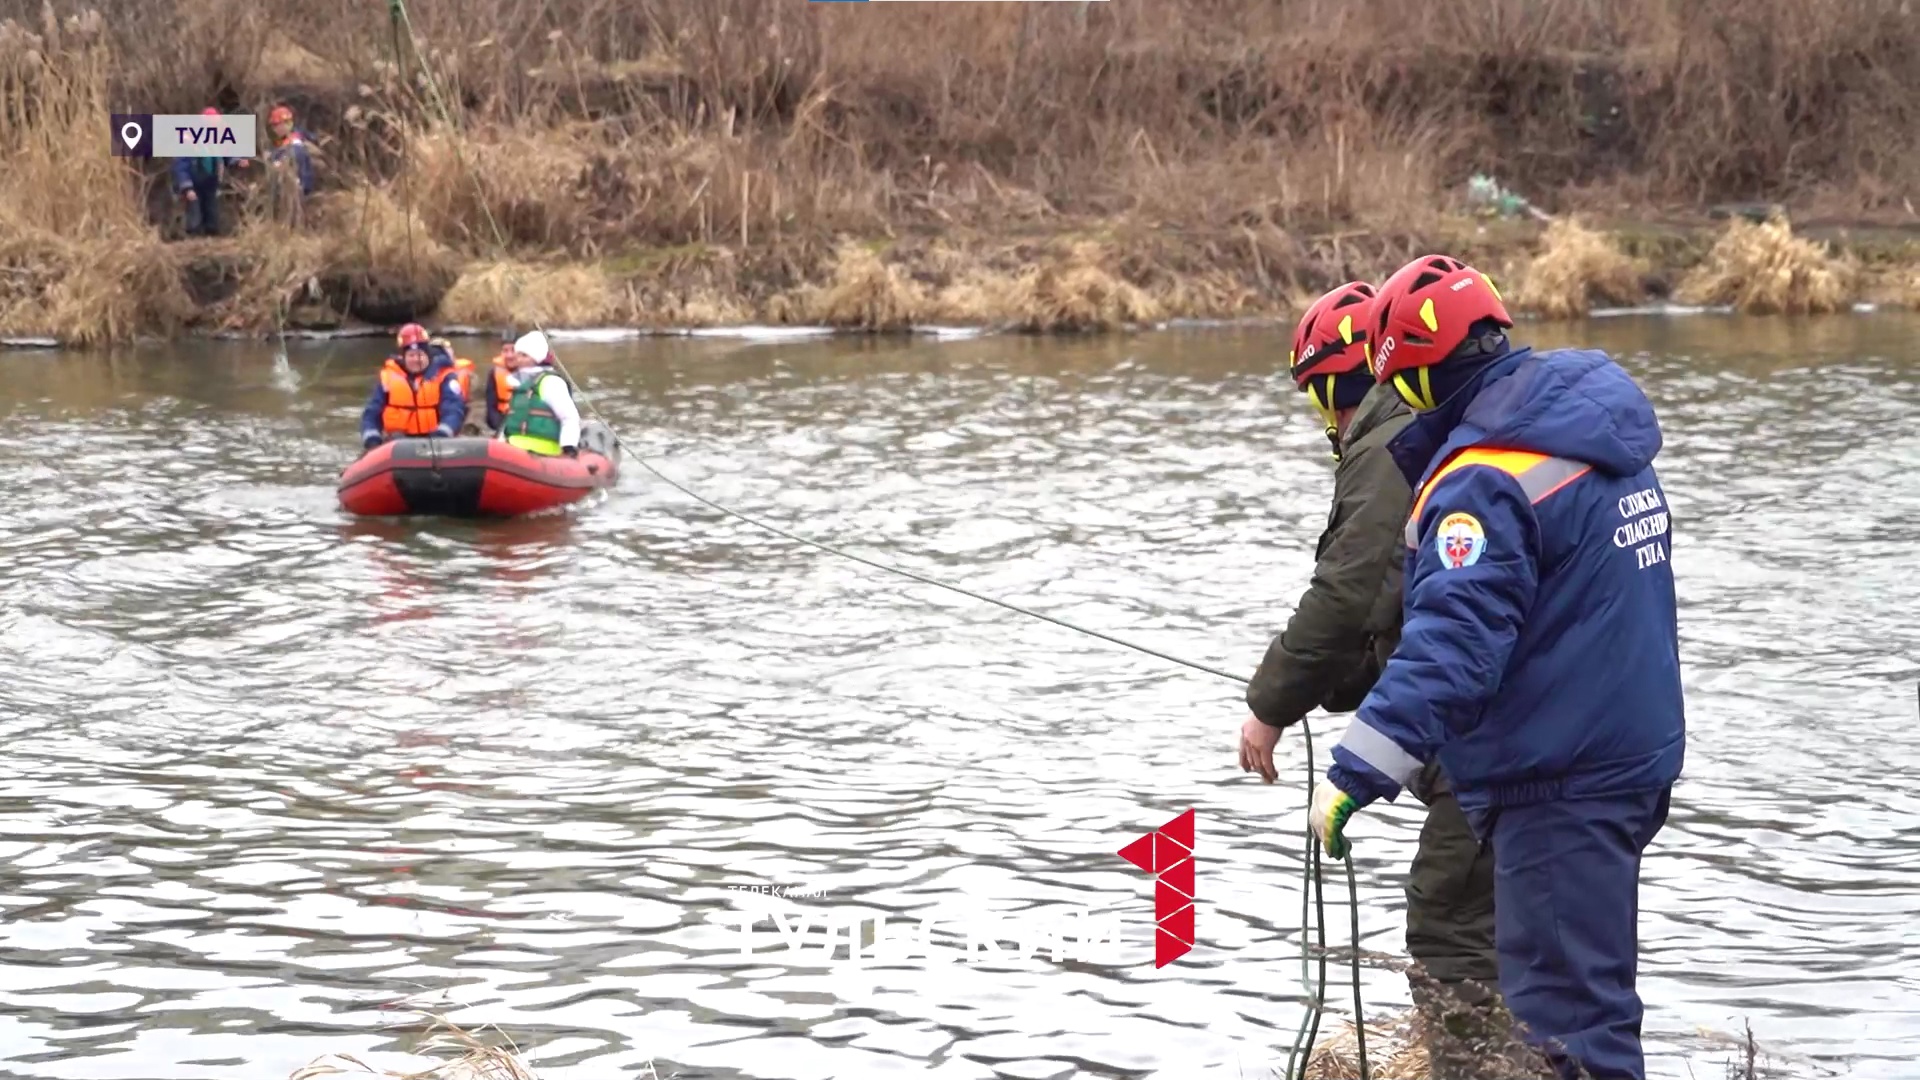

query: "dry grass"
xmin=288 ymin=1014 xmax=543 ymax=1080
xmin=8 ymin=0 xmax=1920 ymax=341
xmin=1676 ymin=217 xmax=1855 ymax=315
xmin=0 ymin=10 xmax=195 ymax=343
xmin=1301 ymin=993 xmax=1569 ymax=1080
xmin=995 ymin=241 xmax=1163 ymax=332
xmin=439 ymin=258 xmax=621 ymax=326
xmin=1514 ymin=217 xmax=1648 ymax=319
xmin=1302 ymin=1014 xmax=1432 ymax=1080
xmin=786 ymin=240 xmax=929 ymax=330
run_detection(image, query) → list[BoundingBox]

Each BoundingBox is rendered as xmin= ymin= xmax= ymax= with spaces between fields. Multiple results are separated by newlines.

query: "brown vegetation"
xmin=1676 ymin=216 xmax=1856 ymax=315
xmin=5 ymin=0 xmax=1920 ymax=343
xmin=288 ymin=1013 xmax=545 ymax=1079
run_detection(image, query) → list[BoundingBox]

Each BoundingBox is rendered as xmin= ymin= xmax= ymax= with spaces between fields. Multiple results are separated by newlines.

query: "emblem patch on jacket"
xmin=1436 ymin=512 xmax=1485 ymax=569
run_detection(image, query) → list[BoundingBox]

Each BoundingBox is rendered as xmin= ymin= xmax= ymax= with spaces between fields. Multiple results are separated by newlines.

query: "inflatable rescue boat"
xmin=337 ymin=421 xmax=619 ymax=518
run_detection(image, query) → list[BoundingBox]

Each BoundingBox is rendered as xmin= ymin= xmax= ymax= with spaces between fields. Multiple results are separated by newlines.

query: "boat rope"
xmin=378 ymin=5 xmax=1370 ymax=1075
xmin=386 ymin=0 xmax=419 ymax=288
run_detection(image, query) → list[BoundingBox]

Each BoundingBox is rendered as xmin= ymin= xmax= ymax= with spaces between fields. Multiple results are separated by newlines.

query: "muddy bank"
xmin=9 ymin=208 xmax=1918 ymax=348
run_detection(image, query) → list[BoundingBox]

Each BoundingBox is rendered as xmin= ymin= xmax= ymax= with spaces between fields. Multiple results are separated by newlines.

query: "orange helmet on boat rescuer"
xmin=1289 ymin=281 xmax=1378 ymax=460
xmin=1367 ymin=254 xmax=1513 ymax=412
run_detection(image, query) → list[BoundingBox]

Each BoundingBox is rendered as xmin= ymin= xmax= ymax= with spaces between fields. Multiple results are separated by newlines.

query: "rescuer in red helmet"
xmin=1308 ymin=254 xmax=1684 ymax=1080
xmin=1240 ymin=281 xmax=1499 ymax=1074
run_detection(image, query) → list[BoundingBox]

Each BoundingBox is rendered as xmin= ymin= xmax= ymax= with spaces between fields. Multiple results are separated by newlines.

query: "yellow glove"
xmin=1309 ymin=781 xmax=1358 ymax=860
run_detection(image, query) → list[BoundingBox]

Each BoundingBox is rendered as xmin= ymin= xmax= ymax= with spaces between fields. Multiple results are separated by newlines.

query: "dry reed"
xmin=1675 ymin=217 xmax=1855 ymax=315
xmin=438 ymin=258 xmax=620 ymax=326
xmin=1515 ymin=217 xmax=1648 ymax=319
xmin=787 ymin=240 xmax=928 ymax=330
xmin=7 ymin=0 xmax=1920 ymax=341
xmin=288 ymin=1014 xmax=542 ymax=1080
xmin=1302 ymin=1014 xmax=1432 ymax=1080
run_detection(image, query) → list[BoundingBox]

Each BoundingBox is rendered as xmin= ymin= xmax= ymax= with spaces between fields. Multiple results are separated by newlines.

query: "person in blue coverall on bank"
xmin=1306 ymin=253 xmax=1686 ymax=1080
xmin=172 ymin=107 xmax=253 ymax=236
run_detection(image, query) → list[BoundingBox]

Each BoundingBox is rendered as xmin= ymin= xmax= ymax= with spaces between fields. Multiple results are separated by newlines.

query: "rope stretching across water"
xmin=377 ymin=6 xmax=1370 ymax=1075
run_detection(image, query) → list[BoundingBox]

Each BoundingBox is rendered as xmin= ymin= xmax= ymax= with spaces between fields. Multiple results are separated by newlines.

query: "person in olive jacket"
xmin=1237 ymin=281 xmax=1499 ymax=1078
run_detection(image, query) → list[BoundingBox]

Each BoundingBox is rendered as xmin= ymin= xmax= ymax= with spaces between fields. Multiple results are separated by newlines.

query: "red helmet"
xmin=201 ymin=107 xmax=220 ymax=117
xmin=1288 ymin=281 xmax=1378 ymax=459
xmin=1289 ymin=281 xmax=1377 ymax=389
xmin=397 ymin=323 xmax=430 ymax=348
xmin=1368 ymin=255 xmax=1512 ymax=398
xmin=269 ymin=104 xmax=294 ymax=125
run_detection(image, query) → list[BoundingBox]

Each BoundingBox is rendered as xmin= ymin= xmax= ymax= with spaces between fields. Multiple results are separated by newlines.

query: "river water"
xmin=0 ymin=314 xmax=1914 ymax=1080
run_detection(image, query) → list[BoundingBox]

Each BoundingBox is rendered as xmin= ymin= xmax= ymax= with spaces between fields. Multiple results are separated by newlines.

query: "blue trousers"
xmin=184 ymin=179 xmax=221 ymax=236
xmin=1469 ymin=786 xmax=1671 ymax=1080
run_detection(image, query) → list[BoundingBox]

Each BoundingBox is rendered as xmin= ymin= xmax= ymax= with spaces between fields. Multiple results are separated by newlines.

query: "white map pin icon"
xmin=119 ymin=121 xmax=141 ymax=149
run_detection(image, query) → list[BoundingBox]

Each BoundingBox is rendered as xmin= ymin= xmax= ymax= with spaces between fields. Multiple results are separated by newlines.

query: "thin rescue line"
xmin=639 ymin=457 xmax=1248 ymax=685
xmin=630 ymin=463 xmax=1369 ymax=1080
xmin=635 ymin=455 xmax=1367 ymax=1080
xmin=379 ymin=5 xmax=1367 ymax=1074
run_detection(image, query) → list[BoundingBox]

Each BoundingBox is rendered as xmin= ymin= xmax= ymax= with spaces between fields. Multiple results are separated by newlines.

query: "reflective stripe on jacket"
xmin=1329 ymin=348 xmax=1685 ymax=813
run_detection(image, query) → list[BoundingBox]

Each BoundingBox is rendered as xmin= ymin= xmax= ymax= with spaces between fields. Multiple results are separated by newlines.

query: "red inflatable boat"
xmin=337 ymin=421 xmax=619 ymax=518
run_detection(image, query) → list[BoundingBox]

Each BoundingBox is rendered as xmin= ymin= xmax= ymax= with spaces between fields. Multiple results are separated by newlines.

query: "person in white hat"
xmin=498 ymin=330 xmax=581 ymax=457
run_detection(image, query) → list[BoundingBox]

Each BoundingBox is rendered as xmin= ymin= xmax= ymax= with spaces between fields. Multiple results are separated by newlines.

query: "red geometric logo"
xmin=1117 ymin=808 xmax=1194 ymax=967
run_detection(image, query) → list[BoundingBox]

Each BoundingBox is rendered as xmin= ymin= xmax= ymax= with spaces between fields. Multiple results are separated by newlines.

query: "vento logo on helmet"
xmin=1373 ymin=335 xmax=1396 ymax=375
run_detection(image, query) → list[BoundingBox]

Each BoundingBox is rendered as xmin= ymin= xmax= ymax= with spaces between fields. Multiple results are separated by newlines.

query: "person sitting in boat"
xmin=417 ymin=331 xmax=483 ymax=434
xmin=359 ymin=331 xmax=468 ymax=451
xmin=498 ymin=330 xmax=581 ymax=457
xmin=484 ymin=337 xmax=517 ymax=435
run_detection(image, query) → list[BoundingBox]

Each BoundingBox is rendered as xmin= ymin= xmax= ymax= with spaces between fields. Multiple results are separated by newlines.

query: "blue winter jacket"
xmin=1327 ymin=347 xmax=1685 ymax=813
xmin=170 ymin=155 xmax=240 ymax=191
xmin=359 ymin=352 xmax=467 ymax=441
xmin=269 ymin=131 xmax=316 ymax=196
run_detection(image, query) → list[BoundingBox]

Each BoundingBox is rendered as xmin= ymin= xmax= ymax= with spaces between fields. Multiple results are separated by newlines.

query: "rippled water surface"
xmin=1 ymin=315 xmax=1917 ymax=1080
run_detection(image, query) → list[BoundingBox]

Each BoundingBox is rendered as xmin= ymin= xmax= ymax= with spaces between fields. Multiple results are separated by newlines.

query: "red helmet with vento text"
xmin=1368 ymin=254 xmax=1512 ymax=409
xmin=1289 ymin=281 xmax=1377 ymax=389
xmin=1288 ymin=281 xmax=1378 ymax=455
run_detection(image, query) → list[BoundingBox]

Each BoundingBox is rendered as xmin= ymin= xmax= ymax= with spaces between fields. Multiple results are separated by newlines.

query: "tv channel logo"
xmin=1117 ymin=808 xmax=1195 ymax=967
xmin=111 ymin=113 xmax=256 ymax=159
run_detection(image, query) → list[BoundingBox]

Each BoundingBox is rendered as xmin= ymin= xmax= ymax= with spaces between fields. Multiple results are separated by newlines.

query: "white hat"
xmin=513 ymin=330 xmax=550 ymax=363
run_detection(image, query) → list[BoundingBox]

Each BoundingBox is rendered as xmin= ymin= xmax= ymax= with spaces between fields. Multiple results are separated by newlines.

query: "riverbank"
xmin=7 ymin=1 xmax=1920 ymax=345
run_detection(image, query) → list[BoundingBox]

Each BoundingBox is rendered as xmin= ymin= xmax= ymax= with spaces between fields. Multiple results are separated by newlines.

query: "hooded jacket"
xmin=1327 ymin=347 xmax=1685 ymax=813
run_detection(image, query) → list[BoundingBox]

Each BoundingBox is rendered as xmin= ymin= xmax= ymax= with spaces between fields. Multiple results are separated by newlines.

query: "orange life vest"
xmin=431 ymin=339 xmax=474 ymax=402
xmin=379 ymin=358 xmax=446 ymax=436
xmin=450 ymin=356 xmax=474 ymax=401
xmin=490 ymin=365 xmax=515 ymax=415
